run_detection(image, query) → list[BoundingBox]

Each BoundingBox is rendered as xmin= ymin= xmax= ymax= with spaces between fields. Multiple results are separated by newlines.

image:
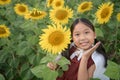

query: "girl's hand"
xmin=82 ymin=42 xmax=101 ymax=59
xmin=47 ymin=62 xmax=57 ymax=70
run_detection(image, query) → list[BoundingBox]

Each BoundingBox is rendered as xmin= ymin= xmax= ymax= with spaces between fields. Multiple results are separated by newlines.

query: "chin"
xmin=80 ymin=46 xmax=91 ymax=50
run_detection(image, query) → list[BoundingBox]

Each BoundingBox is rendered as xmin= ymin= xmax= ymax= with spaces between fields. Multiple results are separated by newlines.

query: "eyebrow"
xmin=84 ymin=29 xmax=91 ymax=31
xmin=84 ymin=28 xmax=91 ymax=30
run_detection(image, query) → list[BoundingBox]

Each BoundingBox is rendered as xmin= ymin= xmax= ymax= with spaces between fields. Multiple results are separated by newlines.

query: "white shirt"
xmin=92 ymin=51 xmax=109 ymax=80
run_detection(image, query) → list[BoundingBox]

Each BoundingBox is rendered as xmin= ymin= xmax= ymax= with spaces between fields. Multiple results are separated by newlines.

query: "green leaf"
xmin=16 ymin=41 xmax=27 ymax=55
xmin=0 ymin=38 xmax=7 ymax=46
xmin=57 ymin=57 xmax=70 ymax=67
xmin=20 ymin=69 xmax=33 ymax=80
xmin=0 ymin=50 xmax=9 ymax=63
xmin=104 ymin=60 xmax=120 ymax=79
xmin=57 ymin=69 xmax=63 ymax=77
xmin=61 ymin=65 xmax=69 ymax=71
xmin=27 ymin=35 xmax=38 ymax=46
xmin=0 ymin=74 xmax=5 ymax=80
xmin=20 ymin=20 xmax=36 ymax=31
xmin=31 ymin=65 xmax=45 ymax=78
xmin=20 ymin=63 xmax=29 ymax=73
xmin=27 ymin=53 xmax=36 ymax=64
xmin=95 ymin=28 xmax=104 ymax=37
xmin=42 ymin=67 xmax=58 ymax=80
xmin=31 ymin=64 xmax=58 ymax=80
xmin=40 ymin=54 xmax=57 ymax=64
xmin=90 ymin=78 xmax=100 ymax=80
xmin=16 ymin=41 xmax=32 ymax=56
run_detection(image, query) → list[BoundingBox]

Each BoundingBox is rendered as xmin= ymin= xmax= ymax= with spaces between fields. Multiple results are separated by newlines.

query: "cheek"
xmin=72 ymin=37 xmax=80 ymax=46
xmin=72 ymin=36 xmax=78 ymax=42
xmin=88 ymin=36 xmax=95 ymax=43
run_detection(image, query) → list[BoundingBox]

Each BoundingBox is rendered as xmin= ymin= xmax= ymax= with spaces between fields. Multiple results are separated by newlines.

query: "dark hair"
xmin=71 ymin=18 xmax=107 ymax=67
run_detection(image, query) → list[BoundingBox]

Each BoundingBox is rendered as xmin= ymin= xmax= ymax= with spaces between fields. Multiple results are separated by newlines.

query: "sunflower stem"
xmin=114 ymin=22 xmax=119 ymax=54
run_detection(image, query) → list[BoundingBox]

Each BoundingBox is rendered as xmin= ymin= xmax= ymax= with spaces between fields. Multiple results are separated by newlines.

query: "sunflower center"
xmin=81 ymin=3 xmax=89 ymax=9
xmin=55 ymin=9 xmax=67 ymax=20
xmin=19 ymin=6 xmax=26 ymax=12
xmin=50 ymin=0 xmax=53 ymax=4
xmin=48 ymin=31 xmax=64 ymax=46
xmin=101 ymin=8 xmax=109 ymax=18
xmin=56 ymin=2 xmax=61 ymax=7
xmin=1 ymin=0 xmax=7 ymax=1
xmin=30 ymin=10 xmax=41 ymax=17
xmin=0 ymin=27 xmax=6 ymax=34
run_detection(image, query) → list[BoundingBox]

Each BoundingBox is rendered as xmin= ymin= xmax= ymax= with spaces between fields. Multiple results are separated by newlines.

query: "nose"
xmin=79 ymin=34 xmax=86 ymax=41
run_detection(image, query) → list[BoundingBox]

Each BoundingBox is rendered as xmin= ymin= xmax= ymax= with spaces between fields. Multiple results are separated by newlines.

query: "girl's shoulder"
xmin=92 ymin=51 xmax=109 ymax=80
xmin=92 ymin=51 xmax=106 ymax=73
xmin=92 ymin=51 xmax=105 ymax=67
xmin=92 ymin=51 xmax=105 ymax=61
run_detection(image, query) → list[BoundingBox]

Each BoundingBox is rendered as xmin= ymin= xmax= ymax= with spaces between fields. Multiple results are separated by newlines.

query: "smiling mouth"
xmin=80 ymin=42 xmax=88 ymax=46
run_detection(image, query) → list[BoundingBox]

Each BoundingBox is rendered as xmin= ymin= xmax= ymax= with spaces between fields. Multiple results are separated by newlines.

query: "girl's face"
xmin=72 ymin=22 xmax=96 ymax=50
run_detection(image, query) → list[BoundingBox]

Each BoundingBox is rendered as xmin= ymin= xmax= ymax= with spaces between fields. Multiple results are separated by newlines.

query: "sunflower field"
xmin=0 ymin=0 xmax=120 ymax=80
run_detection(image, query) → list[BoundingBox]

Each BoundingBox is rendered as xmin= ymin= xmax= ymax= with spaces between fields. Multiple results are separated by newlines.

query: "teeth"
xmin=81 ymin=43 xmax=87 ymax=46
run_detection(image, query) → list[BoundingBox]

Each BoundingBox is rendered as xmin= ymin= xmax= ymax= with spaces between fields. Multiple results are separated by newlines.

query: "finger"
xmin=47 ymin=63 xmax=52 ymax=68
xmin=89 ymin=41 xmax=101 ymax=53
xmin=47 ymin=63 xmax=56 ymax=70
xmin=92 ymin=41 xmax=101 ymax=50
xmin=84 ymin=42 xmax=101 ymax=56
xmin=47 ymin=63 xmax=51 ymax=68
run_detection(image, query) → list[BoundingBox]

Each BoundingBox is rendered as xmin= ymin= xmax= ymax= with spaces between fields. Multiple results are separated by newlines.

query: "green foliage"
xmin=0 ymin=0 xmax=120 ymax=80
xmin=95 ymin=28 xmax=104 ymax=38
xmin=90 ymin=78 xmax=100 ymax=80
xmin=105 ymin=60 xmax=120 ymax=80
xmin=0 ymin=74 xmax=5 ymax=80
xmin=31 ymin=55 xmax=70 ymax=80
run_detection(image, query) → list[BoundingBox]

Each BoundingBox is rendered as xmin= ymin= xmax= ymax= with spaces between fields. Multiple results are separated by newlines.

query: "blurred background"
xmin=0 ymin=0 xmax=120 ymax=80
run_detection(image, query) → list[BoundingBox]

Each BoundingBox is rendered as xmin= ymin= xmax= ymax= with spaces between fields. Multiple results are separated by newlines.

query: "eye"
xmin=85 ymin=31 xmax=90 ymax=34
xmin=75 ymin=33 xmax=80 ymax=36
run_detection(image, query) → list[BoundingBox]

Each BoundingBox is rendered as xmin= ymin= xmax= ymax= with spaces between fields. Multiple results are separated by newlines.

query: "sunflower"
xmin=0 ymin=25 xmax=10 ymax=38
xmin=49 ymin=6 xmax=73 ymax=25
xmin=52 ymin=0 xmax=64 ymax=9
xmin=14 ymin=3 xmax=28 ymax=16
xmin=116 ymin=13 xmax=120 ymax=22
xmin=39 ymin=24 xmax=71 ymax=54
xmin=95 ymin=2 xmax=114 ymax=24
xmin=77 ymin=1 xmax=93 ymax=13
xmin=24 ymin=8 xmax=47 ymax=20
xmin=47 ymin=0 xmax=54 ymax=7
xmin=0 ymin=0 xmax=11 ymax=5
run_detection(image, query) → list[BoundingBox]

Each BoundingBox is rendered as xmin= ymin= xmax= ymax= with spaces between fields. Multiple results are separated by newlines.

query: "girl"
xmin=47 ymin=18 xmax=109 ymax=80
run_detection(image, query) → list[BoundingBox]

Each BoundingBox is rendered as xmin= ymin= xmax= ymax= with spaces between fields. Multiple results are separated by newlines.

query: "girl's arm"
xmin=78 ymin=57 xmax=95 ymax=80
xmin=78 ymin=42 xmax=100 ymax=80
